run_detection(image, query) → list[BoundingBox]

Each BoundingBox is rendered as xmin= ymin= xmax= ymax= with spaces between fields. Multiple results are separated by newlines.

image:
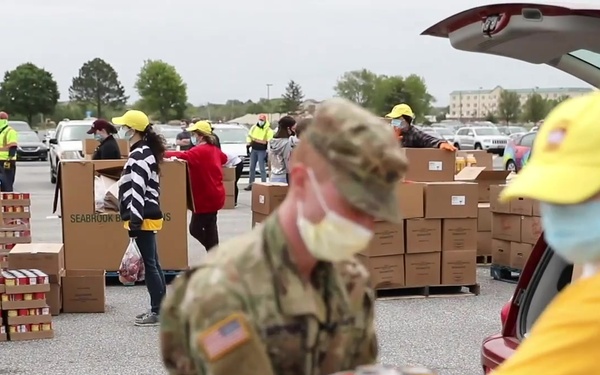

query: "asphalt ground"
xmin=1 ymin=158 xmax=513 ymax=375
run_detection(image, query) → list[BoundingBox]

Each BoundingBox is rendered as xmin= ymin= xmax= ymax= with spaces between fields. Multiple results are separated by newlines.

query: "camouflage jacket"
xmin=401 ymin=127 xmax=443 ymax=148
xmin=160 ymin=214 xmax=378 ymax=375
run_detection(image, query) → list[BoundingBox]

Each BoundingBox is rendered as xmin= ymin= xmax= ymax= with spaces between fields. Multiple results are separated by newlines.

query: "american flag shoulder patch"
xmin=197 ymin=313 xmax=251 ymax=362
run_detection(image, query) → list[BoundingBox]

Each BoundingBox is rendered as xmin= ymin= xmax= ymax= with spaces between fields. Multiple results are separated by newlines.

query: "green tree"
xmin=247 ymin=102 xmax=267 ymax=114
xmin=521 ymin=93 xmax=550 ymax=123
xmin=497 ymin=91 xmax=521 ymax=123
xmin=0 ymin=63 xmax=60 ymax=125
xmin=280 ymin=80 xmax=304 ymax=114
xmin=68 ymin=58 xmax=128 ymax=118
xmin=485 ymin=112 xmax=498 ymax=123
xmin=135 ymin=60 xmax=188 ymax=122
xmin=333 ymin=69 xmax=380 ymax=107
xmin=371 ymin=75 xmax=433 ymax=120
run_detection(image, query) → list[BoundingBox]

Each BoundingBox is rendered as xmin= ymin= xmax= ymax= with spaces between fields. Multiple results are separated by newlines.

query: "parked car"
xmin=212 ymin=123 xmax=262 ymax=175
xmin=430 ymin=126 xmax=456 ymax=143
xmin=17 ymin=131 xmax=48 ymax=161
xmin=423 ymin=1 xmax=600 ymax=372
xmin=8 ymin=121 xmax=33 ymax=133
xmin=49 ymin=120 xmax=95 ymax=184
xmin=503 ymin=132 xmax=536 ymax=172
xmin=453 ymin=126 xmax=509 ymax=154
xmin=153 ymin=124 xmax=181 ymax=150
xmin=498 ymin=126 xmax=528 ymax=136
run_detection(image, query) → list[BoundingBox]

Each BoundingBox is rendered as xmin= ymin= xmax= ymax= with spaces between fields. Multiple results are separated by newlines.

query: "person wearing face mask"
xmin=159 ymin=98 xmax=408 ymax=375
xmin=165 ymin=121 xmax=227 ymax=251
xmin=385 ymin=104 xmax=456 ymax=151
xmin=244 ymin=113 xmax=274 ymax=191
xmin=112 ymin=110 xmax=168 ymax=327
xmin=86 ymin=119 xmax=121 ymax=160
xmin=268 ymin=115 xmax=296 ymax=183
xmin=492 ymin=93 xmax=600 ymax=375
xmin=176 ymin=119 xmax=193 ymax=151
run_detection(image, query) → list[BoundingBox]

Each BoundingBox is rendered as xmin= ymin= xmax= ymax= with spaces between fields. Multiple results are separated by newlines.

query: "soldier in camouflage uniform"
xmin=385 ymin=104 xmax=456 ymax=151
xmin=160 ymin=98 xmax=408 ymax=375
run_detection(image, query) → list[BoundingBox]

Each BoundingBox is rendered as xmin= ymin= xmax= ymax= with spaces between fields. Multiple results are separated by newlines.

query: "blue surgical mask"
xmin=94 ymin=133 xmax=103 ymax=141
xmin=118 ymin=127 xmax=134 ymax=141
xmin=540 ymin=201 xmax=600 ymax=263
xmin=190 ymin=136 xmax=198 ymax=145
xmin=390 ymin=119 xmax=403 ymax=128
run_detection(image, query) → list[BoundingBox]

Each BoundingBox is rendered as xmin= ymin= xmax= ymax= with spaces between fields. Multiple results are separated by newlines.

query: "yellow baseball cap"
xmin=186 ymin=120 xmax=212 ymax=134
xmin=112 ymin=110 xmax=150 ymax=132
xmin=500 ymin=92 xmax=600 ymax=204
xmin=385 ymin=104 xmax=414 ymax=119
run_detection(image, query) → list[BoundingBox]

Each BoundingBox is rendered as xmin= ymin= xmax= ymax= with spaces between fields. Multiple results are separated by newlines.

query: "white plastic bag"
xmin=94 ymin=176 xmax=106 ymax=212
xmin=118 ymin=239 xmax=145 ymax=284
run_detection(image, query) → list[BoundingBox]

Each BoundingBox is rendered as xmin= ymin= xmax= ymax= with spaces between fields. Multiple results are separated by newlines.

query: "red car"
xmin=422 ymin=2 xmax=598 ymax=372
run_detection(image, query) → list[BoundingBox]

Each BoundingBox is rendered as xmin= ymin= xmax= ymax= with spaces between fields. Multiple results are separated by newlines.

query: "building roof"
xmin=449 ymin=86 xmax=595 ymax=95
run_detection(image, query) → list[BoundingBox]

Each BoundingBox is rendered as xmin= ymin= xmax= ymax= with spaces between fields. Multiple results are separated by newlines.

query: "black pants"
xmin=234 ymin=161 xmax=243 ymax=205
xmin=131 ymin=230 xmax=166 ymax=314
xmin=189 ymin=212 xmax=219 ymax=251
xmin=0 ymin=161 xmax=16 ymax=192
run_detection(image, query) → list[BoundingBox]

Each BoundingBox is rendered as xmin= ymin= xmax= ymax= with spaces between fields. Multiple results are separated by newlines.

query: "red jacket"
xmin=165 ymin=144 xmax=227 ymax=214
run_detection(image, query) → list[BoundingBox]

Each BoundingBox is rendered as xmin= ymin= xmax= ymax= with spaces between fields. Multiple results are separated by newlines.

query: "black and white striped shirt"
xmin=118 ymin=141 xmax=163 ymax=232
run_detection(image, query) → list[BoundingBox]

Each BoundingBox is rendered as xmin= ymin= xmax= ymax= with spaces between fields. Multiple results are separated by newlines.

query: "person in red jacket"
xmin=165 ymin=121 xmax=227 ymax=251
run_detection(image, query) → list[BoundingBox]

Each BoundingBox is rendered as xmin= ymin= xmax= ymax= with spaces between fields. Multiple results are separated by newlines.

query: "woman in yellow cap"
xmin=112 ymin=109 xmax=167 ymax=327
xmin=493 ymin=93 xmax=600 ymax=374
xmin=165 ymin=121 xmax=227 ymax=252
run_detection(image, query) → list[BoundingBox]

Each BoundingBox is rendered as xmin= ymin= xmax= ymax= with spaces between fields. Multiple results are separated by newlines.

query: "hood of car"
xmin=19 ymin=141 xmax=45 ymax=148
xmin=422 ymin=3 xmax=600 ymax=87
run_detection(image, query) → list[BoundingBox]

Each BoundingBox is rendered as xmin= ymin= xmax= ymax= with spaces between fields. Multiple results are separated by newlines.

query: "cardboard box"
xmin=82 ymin=138 xmax=129 ymax=158
xmin=521 ymin=216 xmax=543 ymax=245
xmin=222 ymin=167 xmax=236 ymax=181
xmin=457 ymin=150 xmax=494 ymax=170
xmin=510 ymin=197 xmax=533 ymax=216
xmin=477 ymin=203 xmax=491 ymax=231
xmin=403 ymin=148 xmax=456 ymax=182
xmin=358 ymin=254 xmax=404 ymax=289
xmin=510 ymin=242 xmax=533 ymax=270
xmin=492 ymin=239 xmax=511 ymax=266
xmin=477 ymin=231 xmax=492 ymax=256
xmin=404 ymin=252 xmax=441 ymax=287
xmin=492 ymin=213 xmax=522 ymax=242
xmin=62 ymin=270 xmax=106 ymax=313
xmin=442 ymin=218 xmax=477 ymax=251
xmin=441 ymin=250 xmax=476 ymax=285
xmin=405 ymin=219 xmax=441 ymax=253
xmin=252 ymin=211 xmax=268 ymax=227
xmin=361 ymin=222 xmax=404 ymax=257
xmin=48 ymin=283 xmax=62 ymax=316
xmin=424 ymin=182 xmax=478 ymax=219
xmin=489 ymin=184 xmax=510 ymax=213
xmin=251 ymin=182 xmax=288 ymax=215
xmin=455 ymin=167 xmax=510 ymax=202
xmin=53 ymin=160 xmax=189 ymax=271
xmin=223 ymin=196 xmax=235 ymax=210
xmin=8 ymin=243 xmax=65 ymax=280
xmin=396 ymin=182 xmax=424 ymax=219
xmin=532 ymin=200 xmax=541 ymax=216
xmin=223 ymin=180 xmax=235 ymax=196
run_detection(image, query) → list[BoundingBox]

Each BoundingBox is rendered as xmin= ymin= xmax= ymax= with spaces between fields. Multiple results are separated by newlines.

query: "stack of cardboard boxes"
xmin=0 ymin=268 xmax=54 ymax=341
xmin=0 ymin=192 xmax=32 ymax=269
xmin=251 ymin=182 xmax=289 ymax=227
xmin=490 ymin=185 xmax=543 ymax=271
xmin=222 ymin=167 xmax=236 ymax=209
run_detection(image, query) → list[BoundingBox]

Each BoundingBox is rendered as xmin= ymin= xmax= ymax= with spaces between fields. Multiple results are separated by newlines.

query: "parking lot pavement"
xmin=3 ymin=161 xmax=515 ymax=375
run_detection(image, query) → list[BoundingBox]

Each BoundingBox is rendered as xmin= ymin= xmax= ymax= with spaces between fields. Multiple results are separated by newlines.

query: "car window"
xmin=474 ymin=128 xmax=501 ymax=136
xmin=59 ymin=126 xmax=94 ymax=141
xmin=8 ymin=122 xmax=32 ymax=132
xmin=457 ymin=129 xmax=467 ymax=135
xmin=213 ymin=128 xmax=248 ymax=144
xmin=519 ymin=133 xmax=536 ymax=147
xmin=434 ymin=128 xmax=453 ymax=136
xmin=467 ymin=130 xmax=474 ymax=136
xmin=570 ymin=49 xmax=600 ymax=69
xmin=18 ymin=132 xmax=41 ymax=142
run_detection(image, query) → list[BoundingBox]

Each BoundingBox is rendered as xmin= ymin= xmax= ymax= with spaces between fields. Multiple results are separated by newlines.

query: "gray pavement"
xmin=1 ymin=160 xmax=515 ymax=375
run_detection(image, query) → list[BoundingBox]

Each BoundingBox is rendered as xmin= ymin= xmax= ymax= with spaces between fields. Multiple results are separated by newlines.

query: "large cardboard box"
xmin=222 ymin=167 xmax=236 ymax=181
xmin=441 ymin=218 xmax=477 ymax=251
xmin=251 ymin=182 xmax=288 ymax=215
xmin=489 ymin=184 xmax=510 ymax=213
xmin=424 ymin=182 xmax=478 ymax=219
xmin=403 ymin=148 xmax=456 ymax=182
xmin=48 ymin=283 xmax=62 ymax=316
xmin=477 ymin=203 xmax=491 ymax=231
xmin=492 ymin=239 xmax=511 ymax=266
xmin=53 ymin=160 xmax=189 ymax=271
xmin=510 ymin=242 xmax=533 ymax=270
xmin=361 ymin=221 xmax=404 ymax=257
xmin=82 ymin=138 xmax=129 ymax=159
xmin=62 ymin=270 xmax=106 ymax=313
xmin=396 ymin=182 xmax=424 ymax=219
xmin=510 ymin=197 xmax=534 ymax=216
xmin=477 ymin=231 xmax=492 ymax=256
xmin=491 ymin=213 xmax=522 ymax=242
xmin=455 ymin=167 xmax=510 ymax=202
xmin=405 ymin=219 xmax=441 ymax=253
xmin=222 ymin=180 xmax=236 ymax=210
xmin=521 ymin=216 xmax=542 ymax=245
xmin=358 ymin=254 xmax=405 ymax=289
xmin=441 ymin=250 xmax=476 ymax=285
xmin=8 ymin=243 xmax=65 ymax=280
xmin=404 ymin=252 xmax=441 ymax=287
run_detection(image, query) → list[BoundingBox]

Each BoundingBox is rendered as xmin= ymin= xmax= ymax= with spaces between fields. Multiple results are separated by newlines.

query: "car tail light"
xmin=500 ymin=300 xmax=511 ymax=328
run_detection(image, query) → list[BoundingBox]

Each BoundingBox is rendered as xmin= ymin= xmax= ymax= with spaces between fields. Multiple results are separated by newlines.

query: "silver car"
xmin=454 ymin=126 xmax=509 ymax=155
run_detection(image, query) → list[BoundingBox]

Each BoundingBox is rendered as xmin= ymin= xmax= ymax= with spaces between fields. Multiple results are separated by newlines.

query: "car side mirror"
xmin=49 ymin=138 xmax=58 ymax=145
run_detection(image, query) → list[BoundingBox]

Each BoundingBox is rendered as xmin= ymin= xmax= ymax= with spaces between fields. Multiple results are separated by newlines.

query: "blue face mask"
xmin=94 ymin=133 xmax=103 ymax=141
xmin=540 ymin=201 xmax=600 ymax=263
xmin=118 ymin=127 xmax=134 ymax=141
xmin=190 ymin=136 xmax=198 ymax=145
xmin=390 ymin=119 xmax=403 ymax=128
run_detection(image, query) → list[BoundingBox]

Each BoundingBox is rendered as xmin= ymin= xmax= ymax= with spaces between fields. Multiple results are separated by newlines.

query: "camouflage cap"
xmin=304 ymin=98 xmax=408 ymax=222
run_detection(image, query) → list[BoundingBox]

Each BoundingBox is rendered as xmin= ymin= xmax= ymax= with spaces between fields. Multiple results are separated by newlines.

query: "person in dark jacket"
xmin=385 ymin=104 xmax=456 ymax=151
xmin=87 ymin=119 xmax=122 ymax=159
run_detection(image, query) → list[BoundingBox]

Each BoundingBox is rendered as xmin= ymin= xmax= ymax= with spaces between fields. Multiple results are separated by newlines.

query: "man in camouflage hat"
xmin=159 ymin=98 xmax=408 ymax=375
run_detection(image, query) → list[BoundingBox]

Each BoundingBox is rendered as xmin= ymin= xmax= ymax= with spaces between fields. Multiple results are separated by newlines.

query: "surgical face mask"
xmin=118 ymin=127 xmax=134 ymax=141
xmin=258 ymin=120 xmax=265 ymax=126
xmin=296 ymin=169 xmax=374 ymax=262
xmin=190 ymin=135 xmax=198 ymax=145
xmin=391 ymin=118 xmax=409 ymax=130
xmin=540 ymin=201 xmax=600 ymax=264
xmin=94 ymin=133 xmax=103 ymax=141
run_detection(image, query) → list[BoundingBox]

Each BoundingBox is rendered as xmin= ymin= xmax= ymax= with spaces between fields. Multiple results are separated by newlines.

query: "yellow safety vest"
xmin=0 ymin=126 xmax=17 ymax=160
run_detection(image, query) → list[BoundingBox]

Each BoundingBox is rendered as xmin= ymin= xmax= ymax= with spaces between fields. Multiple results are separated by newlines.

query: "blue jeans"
xmin=131 ymin=230 xmax=166 ymax=314
xmin=249 ymin=149 xmax=267 ymax=184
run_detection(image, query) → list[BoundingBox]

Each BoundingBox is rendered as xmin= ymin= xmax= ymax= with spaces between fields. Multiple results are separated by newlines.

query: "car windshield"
xmin=213 ymin=128 xmax=248 ymax=144
xmin=475 ymin=128 xmax=501 ymax=136
xmin=570 ymin=49 xmax=600 ymax=69
xmin=9 ymin=122 xmax=32 ymax=132
xmin=18 ymin=132 xmax=40 ymax=142
xmin=434 ymin=128 xmax=453 ymax=135
xmin=59 ymin=126 xmax=94 ymax=141
xmin=157 ymin=127 xmax=181 ymax=139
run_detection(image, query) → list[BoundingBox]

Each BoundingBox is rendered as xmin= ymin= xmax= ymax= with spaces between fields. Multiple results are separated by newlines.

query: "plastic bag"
xmin=118 ymin=239 xmax=145 ymax=284
xmin=94 ymin=176 xmax=106 ymax=212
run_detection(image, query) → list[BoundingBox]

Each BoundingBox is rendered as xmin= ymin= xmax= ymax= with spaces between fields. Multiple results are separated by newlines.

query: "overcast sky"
xmin=4 ymin=0 xmax=593 ymax=106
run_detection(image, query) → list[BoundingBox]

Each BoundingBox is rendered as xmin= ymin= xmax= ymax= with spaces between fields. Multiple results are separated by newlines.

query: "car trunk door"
xmin=422 ymin=3 xmax=600 ymax=87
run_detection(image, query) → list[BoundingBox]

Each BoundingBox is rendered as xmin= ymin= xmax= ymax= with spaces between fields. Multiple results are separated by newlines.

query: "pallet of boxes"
xmin=489 ymin=184 xmax=543 ymax=283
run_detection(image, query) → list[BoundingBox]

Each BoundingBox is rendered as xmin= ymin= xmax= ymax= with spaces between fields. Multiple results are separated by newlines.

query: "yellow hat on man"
xmin=186 ymin=121 xmax=212 ymax=135
xmin=500 ymin=92 xmax=600 ymax=204
xmin=112 ymin=110 xmax=150 ymax=132
xmin=385 ymin=104 xmax=414 ymax=119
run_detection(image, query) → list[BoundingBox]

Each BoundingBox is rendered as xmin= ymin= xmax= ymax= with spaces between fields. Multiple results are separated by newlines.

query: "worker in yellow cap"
xmin=385 ymin=104 xmax=456 ymax=151
xmin=493 ymin=92 xmax=600 ymax=375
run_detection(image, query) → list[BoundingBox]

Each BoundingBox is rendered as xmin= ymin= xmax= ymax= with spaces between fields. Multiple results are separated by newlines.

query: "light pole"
xmin=266 ymin=83 xmax=273 ymax=121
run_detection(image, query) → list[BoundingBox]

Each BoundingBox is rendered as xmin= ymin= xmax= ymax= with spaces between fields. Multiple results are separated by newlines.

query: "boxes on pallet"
xmin=1 ymin=269 xmax=54 ymax=341
xmin=357 ymin=221 xmax=405 ymax=289
xmin=402 ymin=148 xmax=456 ymax=182
xmin=455 ymin=167 xmax=511 ymax=202
xmin=222 ymin=167 xmax=236 ymax=209
xmin=251 ymin=182 xmax=288 ymax=227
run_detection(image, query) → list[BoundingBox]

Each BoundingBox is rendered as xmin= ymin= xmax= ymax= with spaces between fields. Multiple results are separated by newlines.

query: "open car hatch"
xmin=422 ymin=2 xmax=600 ymax=87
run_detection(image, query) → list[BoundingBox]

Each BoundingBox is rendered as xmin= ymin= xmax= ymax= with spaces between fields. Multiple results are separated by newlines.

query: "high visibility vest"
xmin=0 ymin=126 xmax=17 ymax=160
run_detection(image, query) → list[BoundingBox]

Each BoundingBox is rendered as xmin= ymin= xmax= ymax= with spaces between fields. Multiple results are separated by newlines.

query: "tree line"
xmin=487 ymin=90 xmax=570 ymax=124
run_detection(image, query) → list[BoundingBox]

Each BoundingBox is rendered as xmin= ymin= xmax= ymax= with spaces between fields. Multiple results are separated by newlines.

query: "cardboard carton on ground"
xmin=52 ymin=160 xmax=190 ymax=271
xmin=62 ymin=269 xmax=106 ymax=313
xmin=402 ymin=148 xmax=456 ymax=182
xmin=357 ymin=254 xmax=405 ymax=289
xmin=441 ymin=250 xmax=477 ymax=285
xmin=82 ymin=138 xmax=129 ymax=159
xmin=455 ymin=167 xmax=510 ymax=203
xmin=251 ymin=182 xmax=288 ymax=215
xmin=404 ymin=252 xmax=441 ymax=287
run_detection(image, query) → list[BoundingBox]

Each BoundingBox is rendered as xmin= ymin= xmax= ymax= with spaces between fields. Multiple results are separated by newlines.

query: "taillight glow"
xmin=500 ymin=301 xmax=510 ymax=327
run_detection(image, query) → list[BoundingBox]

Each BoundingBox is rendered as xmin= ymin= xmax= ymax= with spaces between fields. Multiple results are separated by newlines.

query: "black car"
xmin=17 ymin=131 xmax=48 ymax=161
